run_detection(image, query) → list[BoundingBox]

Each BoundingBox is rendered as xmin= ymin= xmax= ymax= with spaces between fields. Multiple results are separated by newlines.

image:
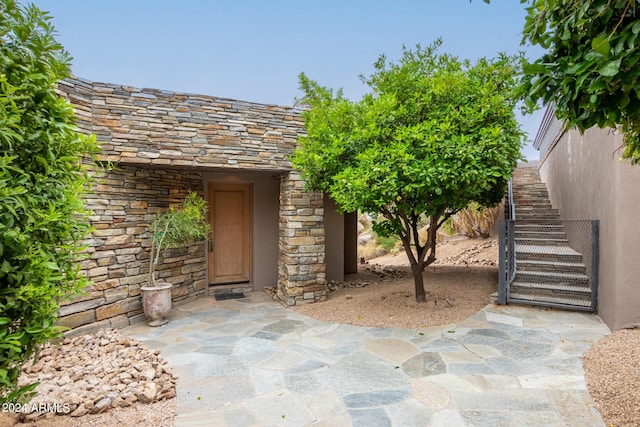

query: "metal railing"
xmin=498 ymin=220 xmax=515 ymax=305
xmin=498 ymin=179 xmax=516 ymax=305
xmin=499 ymin=218 xmax=599 ymax=311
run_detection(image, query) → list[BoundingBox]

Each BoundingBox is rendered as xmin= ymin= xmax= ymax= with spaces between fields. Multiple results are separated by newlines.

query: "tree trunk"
xmin=412 ymin=262 xmax=426 ymax=302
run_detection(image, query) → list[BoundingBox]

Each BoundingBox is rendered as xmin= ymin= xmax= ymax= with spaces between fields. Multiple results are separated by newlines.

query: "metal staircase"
xmin=498 ymin=167 xmax=598 ymax=312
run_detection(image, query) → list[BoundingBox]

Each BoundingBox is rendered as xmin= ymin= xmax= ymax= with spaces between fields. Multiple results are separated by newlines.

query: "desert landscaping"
xmin=0 ymin=236 xmax=637 ymax=426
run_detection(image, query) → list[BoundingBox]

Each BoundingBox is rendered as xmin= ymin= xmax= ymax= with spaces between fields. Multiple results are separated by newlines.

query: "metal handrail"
xmin=507 ymin=178 xmax=515 ymax=220
xmin=498 ymin=178 xmax=517 ymax=305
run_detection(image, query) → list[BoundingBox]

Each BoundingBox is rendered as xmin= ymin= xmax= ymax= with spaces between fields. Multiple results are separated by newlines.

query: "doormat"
xmin=215 ymin=292 xmax=246 ymax=301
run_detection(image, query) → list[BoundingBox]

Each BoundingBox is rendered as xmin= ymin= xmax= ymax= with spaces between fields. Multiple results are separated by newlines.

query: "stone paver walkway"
xmin=123 ymin=292 xmax=609 ymax=426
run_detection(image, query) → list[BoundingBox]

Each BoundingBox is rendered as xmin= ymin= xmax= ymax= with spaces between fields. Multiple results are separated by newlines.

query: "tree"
xmin=519 ymin=0 xmax=640 ymax=163
xmin=293 ymin=41 xmax=523 ymax=302
xmin=0 ymin=0 xmax=98 ymax=403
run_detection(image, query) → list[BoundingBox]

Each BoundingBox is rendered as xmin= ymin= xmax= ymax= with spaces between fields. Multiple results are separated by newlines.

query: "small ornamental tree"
xmin=518 ymin=0 xmax=640 ymax=163
xmin=147 ymin=192 xmax=210 ymax=286
xmin=0 ymin=0 xmax=99 ymax=403
xmin=293 ymin=41 xmax=523 ymax=302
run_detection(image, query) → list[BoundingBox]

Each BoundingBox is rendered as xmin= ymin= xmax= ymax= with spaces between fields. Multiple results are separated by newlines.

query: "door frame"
xmin=207 ymin=182 xmax=252 ymax=285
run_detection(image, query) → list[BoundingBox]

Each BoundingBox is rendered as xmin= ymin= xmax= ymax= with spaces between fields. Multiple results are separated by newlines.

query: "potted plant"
xmin=141 ymin=191 xmax=210 ymax=326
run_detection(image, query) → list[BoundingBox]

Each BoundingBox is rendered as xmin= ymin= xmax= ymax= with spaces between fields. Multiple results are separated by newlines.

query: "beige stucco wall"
xmin=539 ymin=127 xmax=640 ymax=329
xmin=323 ymin=197 xmax=359 ymax=281
xmin=324 ymin=195 xmax=345 ymax=282
xmin=203 ymin=171 xmax=280 ymax=291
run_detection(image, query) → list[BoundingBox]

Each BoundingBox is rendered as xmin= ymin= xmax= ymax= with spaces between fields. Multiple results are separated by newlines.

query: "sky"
xmin=29 ymin=0 xmax=546 ymax=160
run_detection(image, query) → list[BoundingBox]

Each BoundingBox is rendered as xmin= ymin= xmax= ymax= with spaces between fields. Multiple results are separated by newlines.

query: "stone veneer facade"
xmin=57 ymin=77 xmax=327 ymax=334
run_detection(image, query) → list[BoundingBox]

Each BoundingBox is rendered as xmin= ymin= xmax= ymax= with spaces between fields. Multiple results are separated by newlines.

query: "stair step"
xmin=516 ymin=204 xmax=556 ymax=210
xmin=515 ymin=237 xmax=569 ymax=246
xmin=516 ymin=244 xmax=584 ymax=263
xmin=515 ymin=224 xmax=564 ymax=231
xmin=508 ymin=292 xmax=593 ymax=309
xmin=516 ymin=215 xmax=561 ymax=221
xmin=511 ymin=281 xmax=591 ymax=294
xmin=515 ymin=270 xmax=589 ymax=285
xmin=517 ymin=260 xmax=587 ymax=274
xmin=516 ymin=209 xmax=558 ymax=215
xmin=515 ymin=219 xmax=563 ymax=225
xmin=515 ymin=231 xmax=567 ymax=239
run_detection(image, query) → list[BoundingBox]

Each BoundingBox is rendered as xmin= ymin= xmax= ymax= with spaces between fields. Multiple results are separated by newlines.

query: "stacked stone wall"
xmin=58 ymin=166 xmax=206 ymax=335
xmin=88 ymin=81 xmax=304 ymax=171
xmin=277 ymin=172 xmax=327 ymax=305
xmin=55 ymin=77 xmax=330 ymax=333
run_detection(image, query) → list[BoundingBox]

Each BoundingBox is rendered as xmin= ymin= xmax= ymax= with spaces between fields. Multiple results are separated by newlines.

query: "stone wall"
xmin=55 ymin=77 xmax=330 ymax=333
xmin=58 ymin=166 xmax=206 ymax=335
xmin=277 ymin=172 xmax=327 ymax=305
xmin=58 ymin=78 xmax=305 ymax=171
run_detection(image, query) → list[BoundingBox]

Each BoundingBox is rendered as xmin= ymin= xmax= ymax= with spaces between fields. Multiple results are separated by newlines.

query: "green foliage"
xmin=0 ymin=0 xmax=99 ymax=403
xmin=148 ymin=192 xmax=210 ymax=285
xmin=293 ymin=41 xmax=523 ymax=301
xmin=520 ymin=0 xmax=640 ymax=163
xmin=375 ymin=234 xmax=400 ymax=252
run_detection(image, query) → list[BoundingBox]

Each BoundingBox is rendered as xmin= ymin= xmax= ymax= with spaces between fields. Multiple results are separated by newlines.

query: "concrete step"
xmin=515 ymin=270 xmax=589 ymax=286
xmin=516 ymin=244 xmax=584 ymax=263
xmin=516 ymin=260 xmax=587 ymax=274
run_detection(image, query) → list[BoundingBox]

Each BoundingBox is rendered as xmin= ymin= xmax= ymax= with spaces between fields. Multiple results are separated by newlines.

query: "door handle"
xmin=208 ymin=240 xmax=213 ymax=252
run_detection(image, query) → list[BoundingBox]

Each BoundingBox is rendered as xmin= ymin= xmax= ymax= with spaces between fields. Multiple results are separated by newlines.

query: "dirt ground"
xmin=293 ymin=264 xmax=498 ymax=329
xmin=4 ymin=237 xmax=638 ymax=426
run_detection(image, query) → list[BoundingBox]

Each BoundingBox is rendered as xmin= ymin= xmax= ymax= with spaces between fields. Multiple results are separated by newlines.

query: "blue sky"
xmin=30 ymin=0 xmax=545 ymax=159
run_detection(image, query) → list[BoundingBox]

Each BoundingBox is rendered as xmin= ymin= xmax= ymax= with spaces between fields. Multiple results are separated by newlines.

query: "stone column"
xmin=277 ymin=171 xmax=326 ymax=305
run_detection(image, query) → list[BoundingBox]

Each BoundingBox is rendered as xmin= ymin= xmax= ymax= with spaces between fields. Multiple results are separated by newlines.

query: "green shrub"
xmin=0 ymin=0 xmax=99 ymax=403
xmin=148 ymin=192 xmax=210 ymax=286
xmin=375 ymin=234 xmax=399 ymax=252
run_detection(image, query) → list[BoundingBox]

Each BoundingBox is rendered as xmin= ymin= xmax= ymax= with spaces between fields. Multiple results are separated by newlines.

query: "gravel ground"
xmin=583 ymin=328 xmax=640 ymax=427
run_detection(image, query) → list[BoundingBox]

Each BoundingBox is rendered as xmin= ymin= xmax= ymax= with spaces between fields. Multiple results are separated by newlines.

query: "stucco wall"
xmin=539 ymin=127 xmax=640 ymax=329
xmin=324 ymin=195 xmax=345 ymax=282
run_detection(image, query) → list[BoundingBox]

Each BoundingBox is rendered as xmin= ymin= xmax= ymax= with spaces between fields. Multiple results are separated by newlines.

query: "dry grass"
xmin=449 ymin=203 xmax=499 ymax=238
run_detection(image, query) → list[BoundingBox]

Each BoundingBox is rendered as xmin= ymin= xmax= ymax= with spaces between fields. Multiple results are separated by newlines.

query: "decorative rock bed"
xmin=15 ymin=329 xmax=176 ymax=423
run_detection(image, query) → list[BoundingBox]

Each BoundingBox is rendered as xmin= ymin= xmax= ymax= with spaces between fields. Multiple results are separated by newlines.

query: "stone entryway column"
xmin=277 ymin=171 xmax=327 ymax=305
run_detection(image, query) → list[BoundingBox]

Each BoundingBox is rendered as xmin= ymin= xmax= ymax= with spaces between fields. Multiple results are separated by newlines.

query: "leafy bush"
xmin=375 ymin=234 xmax=399 ymax=252
xmin=0 ymin=0 xmax=98 ymax=403
xmin=148 ymin=192 xmax=210 ymax=286
xmin=520 ymin=0 xmax=640 ymax=163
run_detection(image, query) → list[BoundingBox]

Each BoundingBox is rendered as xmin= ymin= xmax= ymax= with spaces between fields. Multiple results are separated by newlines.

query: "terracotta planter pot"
xmin=140 ymin=282 xmax=173 ymax=326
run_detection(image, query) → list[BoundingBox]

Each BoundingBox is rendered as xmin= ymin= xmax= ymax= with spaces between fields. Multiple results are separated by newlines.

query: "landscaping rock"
xmin=16 ymin=328 xmax=176 ymax=422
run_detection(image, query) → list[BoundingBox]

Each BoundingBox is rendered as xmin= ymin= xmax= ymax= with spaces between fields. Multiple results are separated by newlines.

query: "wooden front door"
xmin=208 ymin=183 xmax=251 ymax=284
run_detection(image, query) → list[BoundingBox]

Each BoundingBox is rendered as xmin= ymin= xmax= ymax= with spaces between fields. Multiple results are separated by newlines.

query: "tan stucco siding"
xmin=539 ymin=127 xmax=640 ymax=329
